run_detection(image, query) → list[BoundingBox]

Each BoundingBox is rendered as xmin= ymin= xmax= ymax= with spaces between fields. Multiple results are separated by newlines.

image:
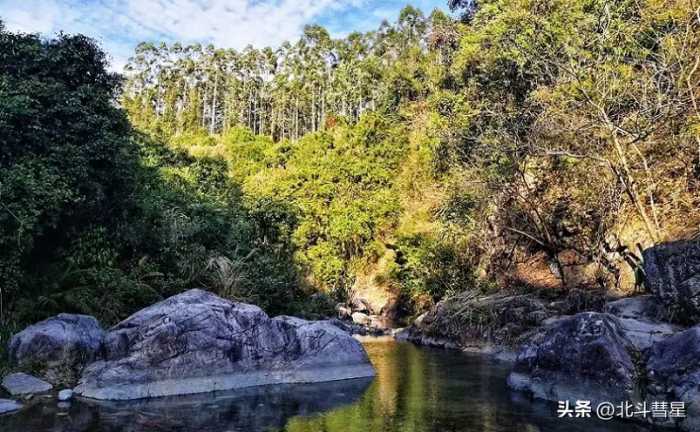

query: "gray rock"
xmin=413 ymin=313 xmax=427 ymax=328
xmin=70 ymin=378 xmax=372 ymax=432
xmin=392 ymin=326 xmax=459 ymax=349
xmin=417 ymin=293 xmax=551 ymax=348
xmin=647 ymin=326 xmax=700 ymax=431
xmin=336 ymin=304 xmax=352 ymax=320
xmin=643 ymin=239 xmax=700 ymax=323
xmin=58 ymin=389 xmax=73 ymax=401
xmin=351 ymin=312 xmax=371 ymax=326
xmin=349 ymin=297 xmax=371 ymax=313
xmin=617 ymin=318 xmax=679 ymax=351
xmin=8 ymin=313 xmax=104 ymax=384
xmin=0 ymin=399 xmax=22 ymax=415
xmin=74 ymin=289 xmax=375 ymax=400
xmin=2 ymin=373 xmax=53 ymax=396
xmin=605 ymin=295 xmax=668 ymax=322
xmin=507 ymin=312 xmax=641 ymax=405
xmin=328 ymin=318 xmax=386 ymax=337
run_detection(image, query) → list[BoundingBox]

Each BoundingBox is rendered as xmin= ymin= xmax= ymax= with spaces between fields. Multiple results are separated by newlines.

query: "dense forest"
xmin=1 ymin=0 xmax=699 ymax=352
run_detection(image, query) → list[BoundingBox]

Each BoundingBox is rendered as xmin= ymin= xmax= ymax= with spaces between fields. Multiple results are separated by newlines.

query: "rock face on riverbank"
xmin=643 ymin=239 xmax=700 ymax=323
xmin=507 ymin=313 xmax=642 ymax=405
xmin=395 ymin=292 xmax=553 ymax=351
xmin=646 ymin=326 xmax=700 ymax=431
xmin=74 ymin=289 xmax=375 ymax=400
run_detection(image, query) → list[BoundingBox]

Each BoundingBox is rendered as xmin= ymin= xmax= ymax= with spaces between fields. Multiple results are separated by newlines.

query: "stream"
xmin=0 ymin=339 xmax=660 ymax=431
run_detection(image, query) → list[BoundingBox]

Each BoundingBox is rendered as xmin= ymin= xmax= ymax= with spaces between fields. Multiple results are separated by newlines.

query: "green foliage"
xmin=3 ymin=0 xmax=698 ymax=331
xmin=0 ymin=27 xmax=305 ymax=327
xmin=0 ymin=29 xmax=139 ymax=323
xmin=240 ymin=114 xmax=408 ymax=290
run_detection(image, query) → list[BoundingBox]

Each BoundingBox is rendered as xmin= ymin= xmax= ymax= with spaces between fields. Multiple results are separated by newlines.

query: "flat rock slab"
xmin=0 ymin=399 xmax=22 ymax=415
xmin=618 ymin=318 xmax=680 ymax=351
xmin=605 ymin=295 xmax=668 ymax=323
xmin=2 ymin=373 xmax=53 ymax=396
xmin=75 ymin=289 xmax=375 ymax=400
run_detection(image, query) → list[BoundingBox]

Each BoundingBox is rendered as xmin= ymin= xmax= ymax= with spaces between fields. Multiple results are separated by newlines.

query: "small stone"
xmin=58 ymin=389 xmax=73 ymax=401
xmin=2 ymin=373 xmax=53 ymax=396
xmin=0 ymin=398 xmax=22 ymax=415
xmin=351 ymin=312 xmax=371 ymax=326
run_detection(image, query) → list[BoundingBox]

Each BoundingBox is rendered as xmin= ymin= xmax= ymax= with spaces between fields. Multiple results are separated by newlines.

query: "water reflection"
xmin=279 ymin=341 xmax=659 ymax=432
xmin=1 ymin=340 xmax=661 ymax=432
xmin=0 ymin=378 xmax=372 ymax=432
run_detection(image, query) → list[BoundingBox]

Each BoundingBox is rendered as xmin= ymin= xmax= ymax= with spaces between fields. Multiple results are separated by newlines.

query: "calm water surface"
xmin=1 ymin=340 xmax=658 ymax=432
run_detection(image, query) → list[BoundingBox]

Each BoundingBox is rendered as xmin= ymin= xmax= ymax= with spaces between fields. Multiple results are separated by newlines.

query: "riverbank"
xmin=380 ymin=239 xmax=700 ymax=431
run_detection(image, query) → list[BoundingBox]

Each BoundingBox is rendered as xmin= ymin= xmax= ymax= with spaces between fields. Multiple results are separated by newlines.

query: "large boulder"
xmin=643 ymin=239 xmax=700 ymax=323
xmin=507 ymin=312 xmax=642 ymax=405
xmin=8 ymin=313 xmax=104 ymax=384
xmin=646 ymin=326 xmax=700 ymax=431
xmin=604 ymin=295 xmax=680 ymax=351
xmin=74 ymin=289 xmax=374 ymax=400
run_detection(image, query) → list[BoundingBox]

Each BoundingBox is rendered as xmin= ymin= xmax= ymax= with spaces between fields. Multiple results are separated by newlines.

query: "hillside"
xmin=1 ymin=0 xmax=699 ymax=334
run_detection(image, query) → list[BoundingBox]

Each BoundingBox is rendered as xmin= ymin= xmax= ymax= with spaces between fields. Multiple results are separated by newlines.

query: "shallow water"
xmin=1 ymin=340 xmax=658 ymax=432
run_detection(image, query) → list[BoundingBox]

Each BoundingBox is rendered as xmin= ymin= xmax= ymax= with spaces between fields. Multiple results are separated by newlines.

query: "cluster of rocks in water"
xmin=1 ymin=289 xmax=375 ymax=415
xmin=394 ymin=239 xmax=700 ymax=431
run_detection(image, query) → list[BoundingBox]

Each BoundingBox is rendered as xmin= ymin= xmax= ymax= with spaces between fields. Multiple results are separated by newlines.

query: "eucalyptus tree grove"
xmin=123 ymin=6 xmax=435 ymax=139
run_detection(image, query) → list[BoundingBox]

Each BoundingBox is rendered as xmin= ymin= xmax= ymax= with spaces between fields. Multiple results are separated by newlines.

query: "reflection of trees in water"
xmin=0 ymin=378 xmax=372 ymax=432
xmin=284 ymin=342 xmax=638 ymax=432
xmin=1 ymin=342 xmax=649 ymax=432
xmin=285 ymin=341 xmax=432 ymax=432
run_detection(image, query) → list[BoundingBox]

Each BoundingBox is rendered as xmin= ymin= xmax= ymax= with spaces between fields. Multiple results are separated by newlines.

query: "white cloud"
xmin=0 ymin=0 xmax=447 ymax=72
xmin=0 ymin=0 xmax=365 ymax=72
xmin=120 ymin=0 xmax=365 ymax=49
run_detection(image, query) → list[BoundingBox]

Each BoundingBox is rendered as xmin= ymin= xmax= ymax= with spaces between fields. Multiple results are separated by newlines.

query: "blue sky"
xmin=0 ymin=0 xmax=448 ymax=71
